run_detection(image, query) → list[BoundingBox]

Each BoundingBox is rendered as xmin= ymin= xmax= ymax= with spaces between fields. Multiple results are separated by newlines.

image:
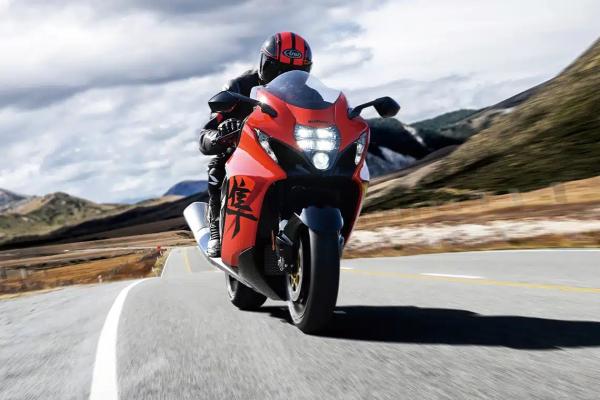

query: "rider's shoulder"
xmin=222 ymin=69 xmax=260 ymax=95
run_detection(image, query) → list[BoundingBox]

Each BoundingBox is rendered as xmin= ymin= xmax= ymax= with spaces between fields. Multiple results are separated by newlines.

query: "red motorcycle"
xmin=184 ymin=70 xmax=399 ymax=333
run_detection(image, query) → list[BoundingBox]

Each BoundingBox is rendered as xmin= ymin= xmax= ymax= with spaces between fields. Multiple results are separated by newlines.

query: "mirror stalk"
xmin=348 ymin=96 xmax=400 ymax=119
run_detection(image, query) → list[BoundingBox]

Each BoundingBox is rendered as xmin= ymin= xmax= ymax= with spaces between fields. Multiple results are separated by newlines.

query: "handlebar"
xmin=216 ymin=130 xmax=241 ymax=145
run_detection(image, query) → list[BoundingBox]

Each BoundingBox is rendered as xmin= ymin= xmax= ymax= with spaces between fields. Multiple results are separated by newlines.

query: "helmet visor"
xmin=260 ymin=54 xmax=312 ymax=84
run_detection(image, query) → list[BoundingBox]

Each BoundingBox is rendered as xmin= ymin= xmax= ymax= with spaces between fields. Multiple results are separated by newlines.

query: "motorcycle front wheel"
xmin=287 ymin=228 xmax=340 ymax=334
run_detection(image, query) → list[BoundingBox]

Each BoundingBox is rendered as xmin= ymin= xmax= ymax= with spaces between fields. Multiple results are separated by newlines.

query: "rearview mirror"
xmin=348 ymin=97 xmax=400 ymax=119
xmin=208 ymin=91 xmax=239 ymax=113
xmin=208 ymin=91 xmax=278 ymax=117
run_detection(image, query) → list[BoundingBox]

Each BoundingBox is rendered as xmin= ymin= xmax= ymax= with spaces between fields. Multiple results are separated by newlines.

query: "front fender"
xmin=299 ymin=206 xmax=343 ymax=233
xmin=276 ymin=206 xmax=344 ymax=270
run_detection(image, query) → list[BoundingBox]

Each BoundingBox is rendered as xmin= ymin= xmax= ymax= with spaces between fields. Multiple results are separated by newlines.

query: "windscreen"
xmin=251 ymin=70 xmax=341 ymax=110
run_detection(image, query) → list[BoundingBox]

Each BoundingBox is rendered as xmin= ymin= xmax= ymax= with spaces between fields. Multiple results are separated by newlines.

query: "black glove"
xmin=215 ymin=118 xmax=242 ymax=146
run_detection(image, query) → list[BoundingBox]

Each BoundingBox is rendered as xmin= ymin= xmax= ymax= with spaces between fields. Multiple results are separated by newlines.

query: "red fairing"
xmin=252 ymin=89 xmax=368 ymax=153
xmin=221 ymin=123 xmax=285 ymax=266
xmin=221 ymin=89 xmax=369 ymax=267
xmin=349 ymin=151 xmax=369 ymax=243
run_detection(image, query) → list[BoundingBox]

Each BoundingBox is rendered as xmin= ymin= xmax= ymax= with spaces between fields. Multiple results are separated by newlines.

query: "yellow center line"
xmin=182 ymin=248 xmax=192 ymax=273
xmin=344 ymin=269 xmax=600 ymax=294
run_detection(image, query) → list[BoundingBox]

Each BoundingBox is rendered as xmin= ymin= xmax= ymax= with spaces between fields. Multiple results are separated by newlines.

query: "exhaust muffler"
xmin=183 ymin=202 xmax=209 ymax=248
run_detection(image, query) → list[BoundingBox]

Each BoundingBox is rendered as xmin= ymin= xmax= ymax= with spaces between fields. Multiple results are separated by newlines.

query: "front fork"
xmin=274 ymin=207 xmax=344 ymax=273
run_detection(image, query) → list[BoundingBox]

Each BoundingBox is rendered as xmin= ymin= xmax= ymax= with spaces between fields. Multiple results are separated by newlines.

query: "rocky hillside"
xmin=0 ymin=189 xmax=28 ymax=211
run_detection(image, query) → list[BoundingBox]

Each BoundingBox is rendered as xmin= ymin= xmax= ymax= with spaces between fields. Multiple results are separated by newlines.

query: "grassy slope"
xmin=421 ymin=39 xmax=600 ymax=192
xmin=0 ymin=193 xmax=126 ymax=240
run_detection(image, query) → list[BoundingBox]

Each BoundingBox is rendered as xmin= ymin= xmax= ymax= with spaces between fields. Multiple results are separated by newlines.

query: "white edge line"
xmin=160 ymin=248 xmax=179 ymax=278
xmin=89 ymin=279 xmax=148 ymax=400
xmin=421 ymin=273 xmax=483 ymax=279
xmin=341 ymin=267 xmax=354 ymax=270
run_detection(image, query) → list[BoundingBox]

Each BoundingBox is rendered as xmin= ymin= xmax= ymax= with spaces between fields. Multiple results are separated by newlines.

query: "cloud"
xmin=0 ymin=0 xmax=377 ymax=109
xmin=0 ymin=72 xmax=224 ymax=201
xmin=347 ymin=74 xmax=549 ymax=122
xmin=0 ymin=0 xmax=598 ymax=202
xmin=10 ymin=0 xmax=260 ymax=17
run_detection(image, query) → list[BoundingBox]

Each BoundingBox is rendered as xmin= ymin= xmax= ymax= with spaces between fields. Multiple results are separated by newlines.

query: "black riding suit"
xmin=198 ymin=69 xmax=262 ymax=229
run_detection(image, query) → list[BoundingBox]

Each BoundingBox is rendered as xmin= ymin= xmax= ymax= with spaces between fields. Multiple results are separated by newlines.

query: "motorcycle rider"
xmin=199 ymin=32 xmax=313 ymax=257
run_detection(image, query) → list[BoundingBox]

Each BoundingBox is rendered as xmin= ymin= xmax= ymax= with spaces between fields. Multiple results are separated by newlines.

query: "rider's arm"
xmin=198 ymin=76 xmax=246 ymax=155
xmin=198 ymin=113 xmax=226 ymax=155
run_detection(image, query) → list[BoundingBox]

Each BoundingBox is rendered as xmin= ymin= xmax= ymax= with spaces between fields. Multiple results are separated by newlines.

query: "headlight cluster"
xmin=256 ymin=125 xmax=367 ymax=171
xmin=294 ymin=125 xmax=340 ymax=170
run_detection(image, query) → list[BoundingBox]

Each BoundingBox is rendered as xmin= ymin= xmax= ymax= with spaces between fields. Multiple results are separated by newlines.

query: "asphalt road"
xmin=1 ymin=248 xmax=600 ymax=399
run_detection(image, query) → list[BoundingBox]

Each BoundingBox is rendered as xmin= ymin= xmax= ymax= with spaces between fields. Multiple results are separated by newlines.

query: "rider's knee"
xmin=208 ymin=167 xmax=225 ymax=191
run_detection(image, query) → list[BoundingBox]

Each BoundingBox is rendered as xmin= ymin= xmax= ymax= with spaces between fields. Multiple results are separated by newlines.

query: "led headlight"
xmin=254 ymin=129 xmax=278 ymax=162
xmin=355 ymin=132 xmax=367 ymax=165
xmin=294 ymin=125 xmax=340 ymax=170
xmin=312 ymin=152 xmax=330 ymax=170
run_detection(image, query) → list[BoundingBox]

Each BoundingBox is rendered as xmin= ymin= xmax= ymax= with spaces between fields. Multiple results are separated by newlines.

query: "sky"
xmin=0 ymin=0 xmax=598 ymax=202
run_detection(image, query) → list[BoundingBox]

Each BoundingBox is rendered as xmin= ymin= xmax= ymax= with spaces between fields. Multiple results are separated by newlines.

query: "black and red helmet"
xmin=259 ymin=32 xmax=312 ymax=84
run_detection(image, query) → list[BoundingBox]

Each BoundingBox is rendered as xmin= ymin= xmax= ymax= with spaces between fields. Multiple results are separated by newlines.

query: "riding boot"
xmin=207 ymin=203 xmax=221 ymax=258
xmin=206 ymin=159 xmax=225 ymax=258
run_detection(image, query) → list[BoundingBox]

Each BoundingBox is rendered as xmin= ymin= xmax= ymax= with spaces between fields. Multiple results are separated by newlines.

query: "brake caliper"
xmin=275 ymin=216 xmax=303 ymax=273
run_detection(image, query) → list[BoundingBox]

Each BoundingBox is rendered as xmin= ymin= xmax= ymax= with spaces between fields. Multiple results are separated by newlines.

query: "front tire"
xmin=226 ymin=274 xmax=267 ymax=310
xmin=287 ymin=229 xmax=340 ymax=333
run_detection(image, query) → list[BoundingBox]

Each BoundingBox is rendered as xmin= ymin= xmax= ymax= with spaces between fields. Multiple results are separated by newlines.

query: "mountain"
xmin=0 ymin=189 xmax=28 ymax=211
xmin=0 ymin=183 xmax=209 ymax=248
xmin=164 ymin=180 xmax=208 ymax=197
xmin=364 ymin=37 xmax=600 ymax=212
xmin=421 ymin=38 xmax=600 ymax=193
xmin=435 ymin=83 xmax=546 ymax=141
xmin=0 ymin=192 xmax=125 ymax=243
xmin=0 ymin=191 xmax=207 ymax=249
